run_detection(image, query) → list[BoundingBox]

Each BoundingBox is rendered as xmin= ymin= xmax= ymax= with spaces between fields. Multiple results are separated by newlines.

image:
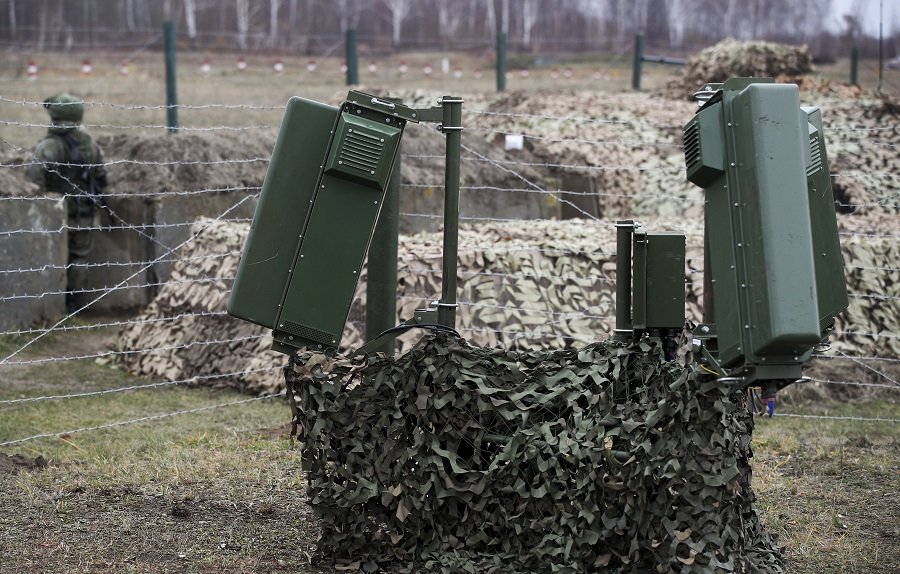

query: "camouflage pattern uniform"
xmin=25 ymin=94 xmax=109 ymax=311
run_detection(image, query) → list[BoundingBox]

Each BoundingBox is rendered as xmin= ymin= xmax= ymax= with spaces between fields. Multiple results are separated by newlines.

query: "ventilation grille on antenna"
xmin=338 ymin=129 xmax=384 ymax=175
xmin=807 ymin=133 xmax=823 ymax=177
xmin=683 ymin=121 xmax=701 ymax=174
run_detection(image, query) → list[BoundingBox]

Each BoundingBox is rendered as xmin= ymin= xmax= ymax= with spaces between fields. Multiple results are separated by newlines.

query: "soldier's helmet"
xmin=43 ymin=93 xmax=84 ymax=127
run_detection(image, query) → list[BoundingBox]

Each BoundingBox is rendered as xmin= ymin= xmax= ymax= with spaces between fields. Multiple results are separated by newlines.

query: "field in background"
xmin=1 ymin=50 xmax=898 ymax=573
xmin=1 ymin=50 xmax=895 ymax=149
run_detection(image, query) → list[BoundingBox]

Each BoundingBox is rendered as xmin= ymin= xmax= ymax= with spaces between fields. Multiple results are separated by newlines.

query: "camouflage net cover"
xmin=119 ymin=211 xmax=898 ymax=395
xmin=288 ymin=335 xmax=783 ymax=573
xmin=668 ymin=39 xmax=813 ymax=100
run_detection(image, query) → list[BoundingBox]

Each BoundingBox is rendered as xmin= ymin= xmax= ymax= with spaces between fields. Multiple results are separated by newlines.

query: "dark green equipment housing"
xmin=684 ymin=78 xmax=848 ymax=386
xmin=614 ymin=222 xmax=685 ymax=358
xmin=228 ymin=91 xmax=417 ymax=355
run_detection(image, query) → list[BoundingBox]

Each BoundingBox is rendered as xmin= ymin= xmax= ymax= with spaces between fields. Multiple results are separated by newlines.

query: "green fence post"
xmin=163 ymin=21 xmax=178 ymax=133
xmin=438 ymin=96 xmax=463 ymax=329
xmin=613 ymin=221 xmax=634 ymax=341
xmin=632 ymin=33 xmax=644 ymax=91
xmin=496 ymin=32 xmax=507 ymax=92
xmin=345 ymin=29 xmax=358 ymax=86
xmin=850 ymin=46 xmax=859 ymax=85
xmin=366 ymin=145 xmax=400 ymax=354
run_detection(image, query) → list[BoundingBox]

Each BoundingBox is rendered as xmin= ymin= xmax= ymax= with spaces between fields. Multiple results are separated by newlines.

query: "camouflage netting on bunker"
xmin=116 ymin=217 xmax=704 ymax=393
xmin=287 ymin=335 xmax=782 ymax=573
xmin=667 ymin=39 xmax=813 ymax=100
xmin=118 ymin=213 xmax=898 ymax=396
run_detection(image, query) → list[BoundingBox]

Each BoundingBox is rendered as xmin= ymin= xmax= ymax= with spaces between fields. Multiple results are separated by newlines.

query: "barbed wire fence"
xmin=0 ymin=81 xmax=898 ymax=449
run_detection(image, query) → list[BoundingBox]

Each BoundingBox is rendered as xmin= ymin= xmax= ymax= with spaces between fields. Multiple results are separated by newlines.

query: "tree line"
xmin=2 ymin=0 xmax=895 ymax=59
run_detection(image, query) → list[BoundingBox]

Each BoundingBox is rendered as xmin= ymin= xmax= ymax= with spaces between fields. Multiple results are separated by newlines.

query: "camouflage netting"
xmin=115 ymin=83 xmax=899 ymax=395
xmin=288 ymin=335 xmax=783 ymax=573
xmin=468 ymin=90 xmax=699 ymax=222
xmin=117 ymin=217 xmax=704 ymax=394
xmin=118 ymin=211 xmax=897 ymax=396
xmin=668 ymin=39 xmax=813 ymax=100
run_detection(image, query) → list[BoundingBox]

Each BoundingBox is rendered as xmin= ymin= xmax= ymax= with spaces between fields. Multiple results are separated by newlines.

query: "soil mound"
xmin=0 ymin=453 xmax=49 ymax=474
xmin=669 ymin=39 xmax=813 ymax=100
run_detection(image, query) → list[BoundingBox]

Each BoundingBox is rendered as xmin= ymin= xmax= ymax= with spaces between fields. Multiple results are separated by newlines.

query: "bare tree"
xmin=123 ymin=0 xmax=135 ymax=30
xmin=485 ymin=0 xmax=496 ymax=37
xmin=268 ymin=0 xmax=281 ymax=47
xmin=382 ymin=0 xmax=412 ymax=46
xmin=436 ymin=0 xmax=465 ymax=50
xmin=521 ymin=0 xmax=538 ymax=46
xmin=7 ymin=0 xmax=16 ymax=40
xmin=236 ymin=0 xmax=249 ymax=49
xmin=334 ymin=0 xmax=372 ymax=32
xmin=184 ymin=0 xmax=197 ymax=38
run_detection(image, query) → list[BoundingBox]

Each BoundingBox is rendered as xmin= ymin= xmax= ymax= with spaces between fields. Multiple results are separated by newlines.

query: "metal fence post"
xmin=613 ymin=221 xmax=634 ymax=341
xmin=164 ymin=21 xmax=178 ymax=133
xmin=850 ymin=46 xmax=859 ymax=86
xmin=438 ymin=96 xmax=463 ymax=329
xmin=632 ymin=33 xmax=644 ymax=91
xmin=366 ymin=145 xmax=400 ymax=354
xmin=496 ymin=32 xmax=507 ymax=92
xmin=345 ymin=29 xmax=358 ymax=86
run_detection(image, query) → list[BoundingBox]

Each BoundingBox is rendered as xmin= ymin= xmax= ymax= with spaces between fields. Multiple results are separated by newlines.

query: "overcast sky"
xmin=828 ymin=0 xmax=898 ymax=35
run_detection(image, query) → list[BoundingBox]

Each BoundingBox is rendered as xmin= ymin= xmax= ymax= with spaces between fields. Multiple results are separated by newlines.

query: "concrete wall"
xmin=0 ymin=198 xmax=67 ymax=331
xmin=79 ymin=191 xmax=259 ymax=311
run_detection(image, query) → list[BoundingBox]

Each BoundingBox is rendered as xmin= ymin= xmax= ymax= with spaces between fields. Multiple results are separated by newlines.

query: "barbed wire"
xmin=399 ymin=211 xmax=900 ymax=240
xmin=404 ymin=182 xmax=702 ymax=202
xmin=0 ymin=392 xmax=284 ymax=447
xmin=835 ymin=349 xmax=900 ymax=387
xmin=0 ymin=95 xmax=287 ymax=111
xmin=772 ymin=413 xmax=900 ymax=423
xmin=405 ymin=182 xmax=895 ymax=211
xmin=0 ymin=310 xmax=229 ymax=338
xmin=463 ymin=127 xmax=684 ymax=148
xmin=0 ymin=275 xmax=230 ymax=302
xmin=464 ymin=108 xmax=899 ymax=135
xmin=0 ymin=366 xmax=280 ymax=405
xmin=406 ymin=152 xmax=899 ymax=181
xmin=0 ymin=192 xmax=258 ymax=365
xmin=465 ymin=109 xmax=665 ymax=129
xmin=460 ymin=142 xmax=601 ymax=221
xmin=805 ymin=377 xmax=900 ymax=390
xmin=0 ymin=217 xmax=251 ymax=237
xmin=0 ymin=334 xmax=265 ymax=366
xmin=0 ymin=120 xmax=275 ymax=132
xmin=813 ymin=353 xmax=900 ymax=364
xmin=0 ymin=250 xmax=238 ymax=276
xmin=405 ymin=153 xmax=683 ymax=173
xmin=0 ymin=185 xmax=262 ymax=202
xmin=398 ymin=295 xmax=614 ymax=321
xmin=0 ymin=157 xmax=270 ymax=169
xmin=835 ymin=330 xmax=900 ymax=340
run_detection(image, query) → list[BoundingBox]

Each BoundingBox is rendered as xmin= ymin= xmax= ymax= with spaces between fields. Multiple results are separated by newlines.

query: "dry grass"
xmin=753 ymin=406 xmax=899 ymax=573
xmin=0 ymin=328 xmax=332 ymax=574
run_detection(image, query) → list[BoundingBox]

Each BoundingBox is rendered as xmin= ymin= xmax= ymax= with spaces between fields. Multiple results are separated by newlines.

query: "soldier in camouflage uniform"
xmin=26 ymin=94 xmax=109 ymax=312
